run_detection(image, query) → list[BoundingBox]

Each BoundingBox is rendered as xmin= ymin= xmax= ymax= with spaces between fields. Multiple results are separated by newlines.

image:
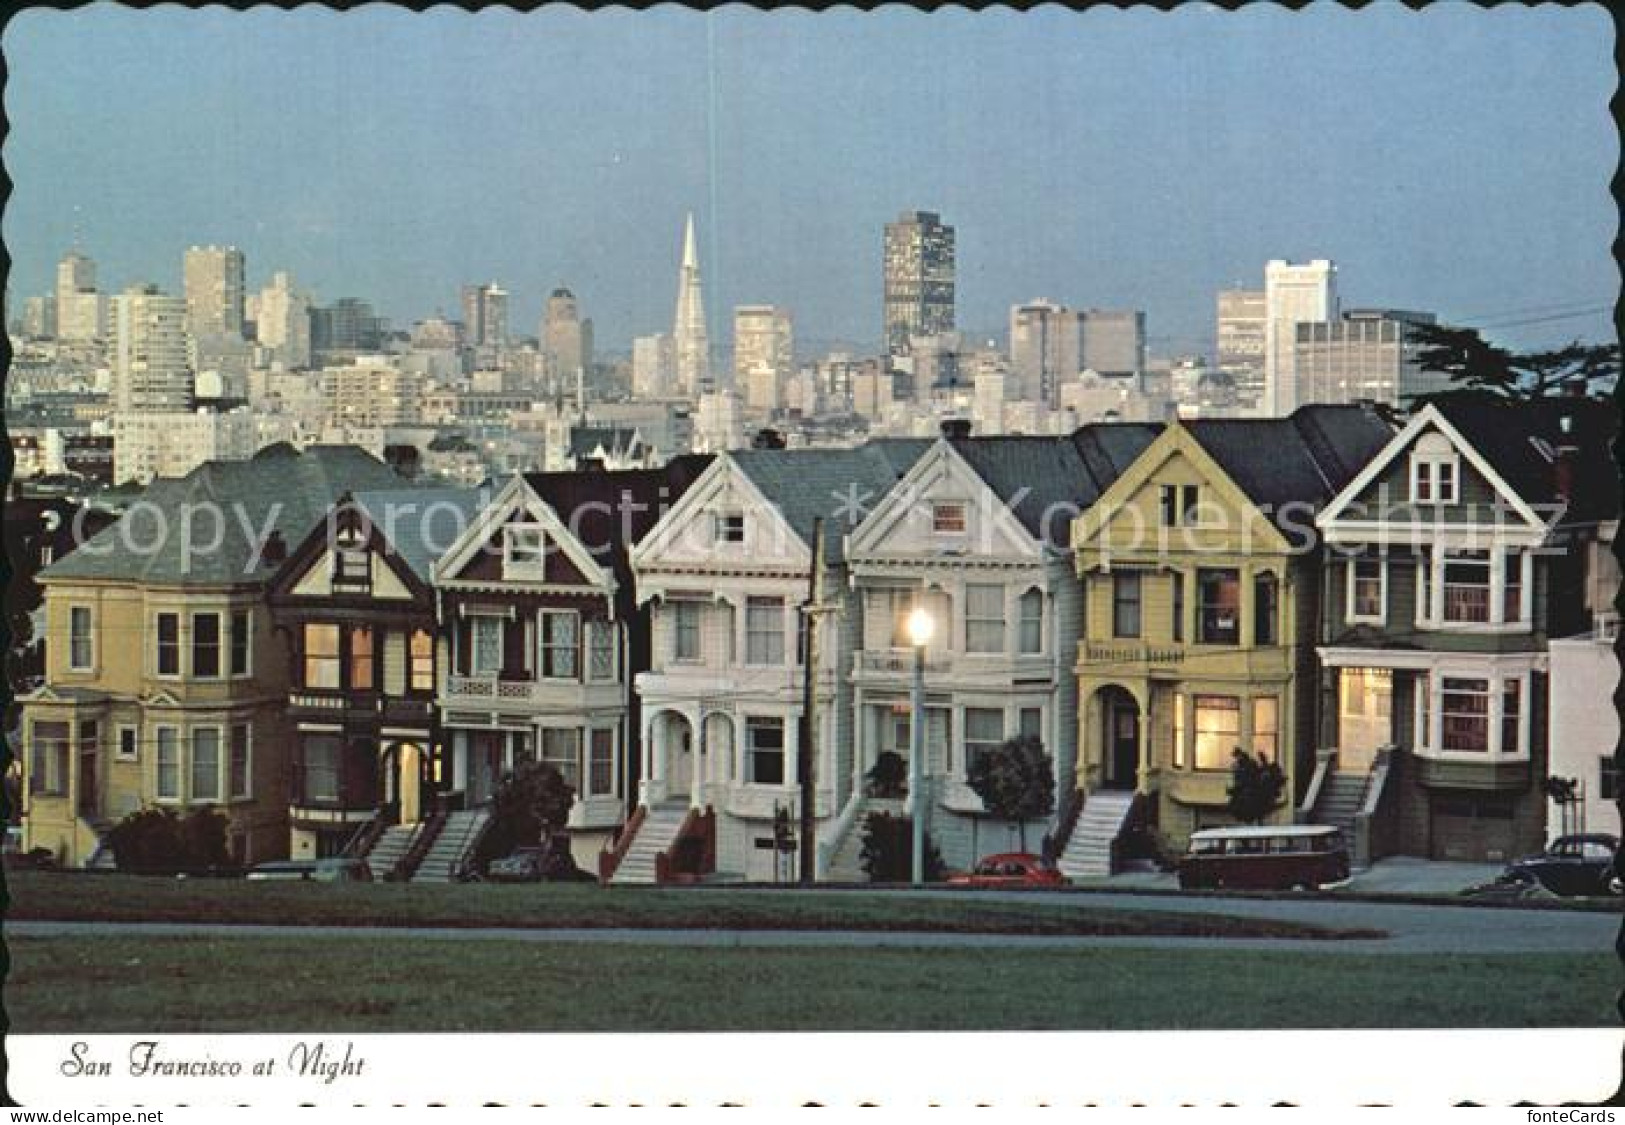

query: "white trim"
xmin=434 ymin=475 xmax=615 ymax=594
xmin=1318 ymin=405 xmax=1549 ymax=532
xmin=1345 ymin=555 xmax=1387 ymax=625
xmin=847 ymin=440 xmax=1042 ymax=562
xmin=154 ymin=724 xmax=183 ymax=803
xmin=66 ymin=603 xmax=95 ymax=673
xmin=189 ymin=724 xmax=226 ymax=803
xmin=537 ymin=608 xmax=582 ymax=682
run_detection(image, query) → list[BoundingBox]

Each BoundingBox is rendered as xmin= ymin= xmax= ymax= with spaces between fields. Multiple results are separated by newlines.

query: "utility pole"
xmin=798 ymin=516 xmax=826 ymax=885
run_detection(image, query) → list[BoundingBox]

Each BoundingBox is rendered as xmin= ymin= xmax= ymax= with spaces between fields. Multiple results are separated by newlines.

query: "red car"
xmin=947 ymin=852 xmax=1067 ymax=888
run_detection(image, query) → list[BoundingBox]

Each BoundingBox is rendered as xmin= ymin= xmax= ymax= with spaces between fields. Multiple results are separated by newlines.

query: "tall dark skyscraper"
xmin=882 ymin=210 xmax=955 ymax=360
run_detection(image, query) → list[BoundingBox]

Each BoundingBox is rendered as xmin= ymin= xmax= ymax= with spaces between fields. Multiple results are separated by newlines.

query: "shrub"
xmin=106 ymin=805 xmax=232 ymax=873
xmin=864 ymin=751 xmax=908 ymax=798
xmin=476 ymin=760 xmax=576 ymax=870
xmin=1226 ymin=748 xmax=1287 ymax=824
xmin=858 ymin=811 xmax=946 ymax=882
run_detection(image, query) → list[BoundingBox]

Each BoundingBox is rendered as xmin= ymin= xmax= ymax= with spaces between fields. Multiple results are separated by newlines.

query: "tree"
xmin=478 ymin=760 xmax=578 ymax=876
xmin=965 ymin=734 xmax=1056 ymax=852
xmin=1407 ymin=322 xmax=1619 ymax=404
xmin=858 ymin=811 xmax=946 ymax=882
xmin=864 ymin=750 xmax=907 ymax=798
xmin=1226 ymin=748 xmax=1287 ymax=825
xmin=105 ymin=805 xmax=231 ymax=873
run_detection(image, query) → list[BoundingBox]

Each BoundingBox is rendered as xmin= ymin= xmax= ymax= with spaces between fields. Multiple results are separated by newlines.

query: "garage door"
xmin=1430 ymin=795 xmax=1519 ymax=862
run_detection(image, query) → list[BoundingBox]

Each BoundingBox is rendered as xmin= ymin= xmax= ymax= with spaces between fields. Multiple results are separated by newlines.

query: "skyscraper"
xmin=461 ymin=282 xmax=510 ymax=349
xmin=183 ymin=245 xmax=247 ymax=338
xmin=543 ymin=288 xmax=593 ymax=382
xmin=883 ymin=210 xmax=955 ymax=360
xmin=1263 ymin=259 xmax=1338 ymax=416
xmin=1215 ymin=289 xmax=1268 ymax=410
xmin=633 ymin=333 xmax=677 ymax=399
xmin=1292 ymin=309 xmax=1443 ymax=408
xmin=254 ymin=271 xmax=312 ymax=370
xmin=1079 ymin=309 xmax=1147 ymax=378
xmin=55 ymin=250 xmax=103 ymax=342
xmin=1009 ymin=300 xmax=1084 ymax=407
xmin=672 ymin=214 xmax=710 ymax=395
xmin=111 ymin=284 xmax=192 ymax=413
xmin=733 ymin=305 xmax=794 ymax=387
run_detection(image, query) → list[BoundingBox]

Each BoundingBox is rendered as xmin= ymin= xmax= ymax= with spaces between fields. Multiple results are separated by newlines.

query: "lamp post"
xmin=906 ymin=605 xmax=934 ymax=886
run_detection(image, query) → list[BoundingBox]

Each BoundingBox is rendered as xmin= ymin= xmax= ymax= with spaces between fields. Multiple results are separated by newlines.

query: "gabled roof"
xmin=40 ymin=444 xmax=410 ymax=587
xmin=520 ymin=455 xmax=712 ymax=595
xmin=729 ymin=439 xmax=931 ymax=562
xmin=1432 ymin=395 xmax=1619 ymax=523
xmin=1183 ymin=405 xmax=1397 ymax=528
xmin=947 ymin=427 xmax=1162 ymax=548
xmin=349 ymin=486 xmax=489 ymax=584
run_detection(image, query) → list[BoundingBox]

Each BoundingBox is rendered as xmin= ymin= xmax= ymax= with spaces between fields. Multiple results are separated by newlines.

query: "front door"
xmin=398 ymin=743 xmax=422 ymax=824
xmin=668 ymin=723 xmax=694 ymax=796
xmin=1106 ymin=698 xmax=1139 ymax=790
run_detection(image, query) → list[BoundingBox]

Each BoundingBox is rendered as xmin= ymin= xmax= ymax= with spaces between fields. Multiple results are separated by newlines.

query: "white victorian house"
xmin=832 ymin=427 xmax=1154 ymax=873
xmin=624 ymin=438 xmax=927 ymax=883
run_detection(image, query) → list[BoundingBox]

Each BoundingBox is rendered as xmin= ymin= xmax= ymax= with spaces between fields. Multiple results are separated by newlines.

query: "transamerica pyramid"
xmin=672 ymin=212 xmax=711 ymax=395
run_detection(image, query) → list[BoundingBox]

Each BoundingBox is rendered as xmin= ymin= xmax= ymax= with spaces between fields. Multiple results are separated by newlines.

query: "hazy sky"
xmin=4 ymin=4 xmax=1616 ymax=355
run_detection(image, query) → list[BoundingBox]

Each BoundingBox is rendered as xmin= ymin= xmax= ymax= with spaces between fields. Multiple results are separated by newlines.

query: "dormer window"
xmin=932 ymin=501 xmax=967 ymax=534
xmin=1410 ymin=433 xmax=1459 ymax=504
xmin=504 ymin=525 xmax=546 ymax=577
xmin=714 ymin=512 xmax=746 ymax=545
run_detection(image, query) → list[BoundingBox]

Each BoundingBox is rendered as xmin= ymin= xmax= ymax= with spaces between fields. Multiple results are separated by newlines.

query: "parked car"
xmin=1502 ymin=834 xmax=1621 ymax=898
xmin=246 ymin=857 xmax=372 ymax=883
xmin=947 ymin=852 xmax=1067 ymax=889
xmin=487 ymin=847 xmax=544 ymax=883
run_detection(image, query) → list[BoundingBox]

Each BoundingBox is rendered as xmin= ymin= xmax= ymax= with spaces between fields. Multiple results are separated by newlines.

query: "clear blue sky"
xmin=4 ymin=4 xmax=1616 ymax=355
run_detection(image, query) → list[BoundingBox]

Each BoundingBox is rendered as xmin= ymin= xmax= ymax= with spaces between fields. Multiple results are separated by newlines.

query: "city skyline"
xmin=3 ymin=5 xmax=1615 ymax=355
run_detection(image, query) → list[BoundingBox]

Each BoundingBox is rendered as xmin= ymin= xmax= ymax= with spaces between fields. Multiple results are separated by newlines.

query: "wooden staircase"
xmin=607 ymin=802 xmax=689 ymax=885
xmin=1057 ymin=790 xmax=1137 ymax=881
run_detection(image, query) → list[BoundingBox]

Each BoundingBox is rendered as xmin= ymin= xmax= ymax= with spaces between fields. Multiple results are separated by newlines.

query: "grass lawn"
xmin=1 ymin=871 xmax=1379 ymax=940
xmin=7 ymin=934 xmax=1615 ymax=1031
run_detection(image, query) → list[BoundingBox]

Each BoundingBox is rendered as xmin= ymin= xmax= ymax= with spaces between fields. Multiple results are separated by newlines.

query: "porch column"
xmin=688 ymin=708 xmax=703 ymax=810
xmin=640 ymin=712 xmax=665 ymax=806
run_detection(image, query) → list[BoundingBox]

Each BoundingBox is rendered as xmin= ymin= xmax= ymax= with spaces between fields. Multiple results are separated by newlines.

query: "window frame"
xmin=190 ymin=726 xmax=223 ymax=803
xmin=745 ymin=716 xmax=787 ymax=786
xmin=931 ymin=501 xmax=968 ymax=535
xmin=116 ymin=724 xmax=139 ymax=762
xmin=68 ymin=604 xmax=94 ymax=672
xmin=1018 ymin=588 xmax=1044 ymax=656
xmin=588 ymin=728 xmax=616 ymax=797
xmin=1111 ymin=570 xmax=1143 ymax=640
xmin=229 ymin=610 xmax=252 ymax=677
xmin=302 ymin=623 xmax=343 ymax=690
xmin=965 ymin=583 xmax=1006 ymax=655
xmin=963 ymin=707 xmax=1005 ymax=779
xmin=713 ymin=512 xmax=746 ymax=545
xmin=502 ymin=523 xmax=547 ymax=578
xmin=155 ymin=612 xmax=181 ymax=678
xmin=1348 ymin=556 xmax=1387 ymax=624
xmin=1196 ymin=568 xmax=1241 ymax=645
xmin=409 ymin=629 xmax=435 ymax=692
xmin=540 ymin=726 xmax=582 ymax=793
xmin=469 ymin=614 xmax=504 ymax=676
xmin=1192 ymin=694 xmax=1241 ymax=771
xmin=1253 ymin=572 xmax=1279 ymax=647
xmin=191 ymin=611 xmax=222 ymax=680
xmin=745 ymin=596 xmax=787 ymax=667
xmin=155 ymin=725 xmax=181 ymax=802
xmin=539 ymin=610 xmax=581 ymax=681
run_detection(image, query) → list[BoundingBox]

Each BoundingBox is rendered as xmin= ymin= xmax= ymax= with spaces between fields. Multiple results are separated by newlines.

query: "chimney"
xmin=751 ymin=428 xmax=787 ymax=450
xmin=940 ymin=418 xmax=972 ymax=441
xmin=260 ymin=529 xmax=287 ymax=566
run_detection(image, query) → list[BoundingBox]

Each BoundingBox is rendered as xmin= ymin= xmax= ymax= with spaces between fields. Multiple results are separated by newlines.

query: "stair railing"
xmin=342 ymin=815 xmax=386 ymax=861
xmin=655 ymin=807 xmax=716 ymax=885
xmin=450 ymin=811 xmax=495 ymax=882
xmin=391 ymin=809 xmax=447 ymax=881
xmin=1042 ymin=787 xmax=1085 ymax=866
xmin=1298 ymin=749 xmax=1337 ymax=822
xmin=598 ymin=805 xmax=648 ymax=883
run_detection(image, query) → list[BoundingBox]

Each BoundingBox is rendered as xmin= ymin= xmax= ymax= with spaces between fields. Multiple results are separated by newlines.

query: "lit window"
xmin=349 ymin=626 xmax=375 ymax=690
xmin=1172 ymin=692 xmax=1187 ymax=769
xmin=1440 ymin=677 xmax=1490 ymax=752
xmin=1197 ymin=569 xmax=1240 ymax=644
xmin=1193 ymin=695 xmax=1240 ymax=770
xmin=409 ymin=629 xmax=434 ymax=692
xmin=303 ymin=624 xmax=341 ymax=689
xmin=1252 ymin=697 xmax=1279 ymax=758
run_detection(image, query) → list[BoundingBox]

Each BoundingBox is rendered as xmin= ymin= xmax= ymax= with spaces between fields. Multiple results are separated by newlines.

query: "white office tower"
xmin=55 ymin=251 xmax=104 ymax=342
xmin=183 ymin=245 xmax=247 ymax=338
xmin=633 ymin=333 xmax=678 ymax=398
xmin=693 ymin=390 xmax=743 ymax=453
xmin=672 ymin=214 xmax=711 ymax=395
xmin=255 ymin=271 xmax=312 ymax=370
xmin=1263 ymin=259 xmax=1337 ymax=416
xmin=111 ymin=285 xmax=193 ymax=414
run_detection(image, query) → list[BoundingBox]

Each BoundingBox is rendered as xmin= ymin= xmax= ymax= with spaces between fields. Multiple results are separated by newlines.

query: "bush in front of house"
xmin=858 ymin=810 xmax=946 ymax=882
xmin=864 ymin=751 xmax=908 ymax=798
xmin=476 ymin=760 xmax=586 ymax=879
xmin=106 ymin=805 xmax=232 ymax=873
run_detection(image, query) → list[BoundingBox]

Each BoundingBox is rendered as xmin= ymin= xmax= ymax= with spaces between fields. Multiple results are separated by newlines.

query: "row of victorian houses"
xmin=17 ymin=395 xmax=1619 ymax=882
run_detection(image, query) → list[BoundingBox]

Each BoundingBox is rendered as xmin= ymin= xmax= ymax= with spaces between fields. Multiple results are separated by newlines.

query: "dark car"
xmin=947 ymin=852 xmax=1067 ymax=889
xmin=487 ymin=847 xmax=544 ymax=883
xmin=1503 ymin=834 xmax=1621 ymax=898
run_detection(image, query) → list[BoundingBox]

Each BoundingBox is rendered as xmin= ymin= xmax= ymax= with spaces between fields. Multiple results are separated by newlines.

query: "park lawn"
xmin=7 ymin=934 xmax=1615 ymax=1031
xmin=0 ymin=871 xmax=1379 ymax=940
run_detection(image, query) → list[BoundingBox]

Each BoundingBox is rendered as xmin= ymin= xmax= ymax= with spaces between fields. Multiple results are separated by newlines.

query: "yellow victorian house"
xmin=1066 ymin=406 xmax=1395 ymax=855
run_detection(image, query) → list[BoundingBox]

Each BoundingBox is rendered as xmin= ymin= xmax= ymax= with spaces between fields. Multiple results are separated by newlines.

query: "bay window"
xmin=540 ymin=611 xmax=579 ymax=680
xmin=1440 ymin=677 xmax=1490 ymax=752
xmin=229 ymin=724 xmax=251 ymax=800
xmin=589 ymin=729 xmax=616 ymax=797
xmin=303 ymin=624 xmax=341 ymax=689
xmin=541 ymin=728 xmax=581 ymax=791
xmin=746 ymin=597 xmax=786 ymax=665
xmin=966 ymin=584 xmax=1005 ymax=654
xmin=229 ymin=610 xmax=251 ymax=675
xmin=1503 ymin=551 xmax=1525 ymax=623
xmin=587 ymin=621 xmax=616 ymax=681
xmin=302 ymin=734 xmax=340 ymax=804
xmin=1252 ymin=697 xmax=1279 ymax=758
xmin=156 ymin=727 xmax=180 ymax=800
xmin=1172 ymin=692 xmax=1187 ymax=769
xmin=470 ymin=615 xmax=503 ymax=675
xmin=30 ymin=721 xmax=69 ymax=795
xmin=1442 ymin=552 xmax=1491 ymax=624
xmin=1193 ymin=695 xmax=1240 ymax=770
xmin=349 ymin=626 xmax=376 ymax=690
xmin=192 ymin=613 xmax=221 ymax=679
xmin=191 ymin=728 xmax=222 ymax=802
xmin=964 ymin=708 xmax=1004 ymax=776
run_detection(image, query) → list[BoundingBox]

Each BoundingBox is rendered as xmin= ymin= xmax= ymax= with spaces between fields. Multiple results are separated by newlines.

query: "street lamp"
xmin=906 ymin=605 xmax=934 ymax=886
